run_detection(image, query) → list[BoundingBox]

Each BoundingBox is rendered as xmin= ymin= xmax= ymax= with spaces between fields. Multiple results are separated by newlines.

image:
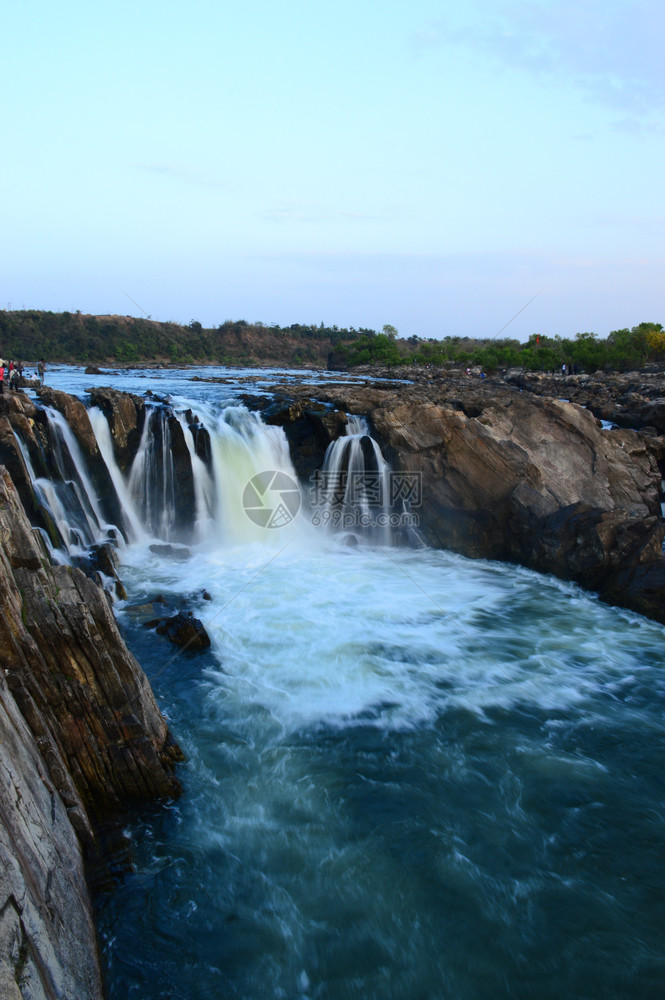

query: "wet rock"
xmin=84 ymin=365 xmax=103 ymax=375
xmin=151 ymin=611 xmax=211 ymax=651
xmin=87 ymin=386 xmax=145 ymax=471
xmin=0 ymin=463 xmax=183 ymax=997
xmin=73 ymin=542 xmax=128 ymax=600
xmin=124 ymin=601 xmax=167 ymax=625
xmin=260 ymin=397 xmax=348 ymax=478
xmin=149 ymin=542 xmax=191 ymax=561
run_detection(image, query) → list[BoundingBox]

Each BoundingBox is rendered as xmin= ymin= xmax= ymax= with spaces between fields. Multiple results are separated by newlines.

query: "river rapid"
xmin=46 ymin=366 xmax=665 ymax=999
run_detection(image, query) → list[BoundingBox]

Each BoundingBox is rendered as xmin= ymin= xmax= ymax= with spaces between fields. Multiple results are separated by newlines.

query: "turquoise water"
xmin=42 ymin=367 xmax=665 ymax=999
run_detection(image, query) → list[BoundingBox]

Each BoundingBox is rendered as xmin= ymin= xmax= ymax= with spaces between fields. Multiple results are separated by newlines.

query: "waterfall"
xmin=88 ymin=408 xmax=147 ymax=543
xmin=45 ymin=407 xmax=118 ymax=546
xmin=15 ymin=396 xmax=406 ymax=563
xmin=206 ymin=405 xmax=305 ymax=546
xmin=11 ymin=408 xmax=121 ymax=561
xmin=315 ymin=415 xmax=395 ymax=544
xmin=173 ymin=410 xmax=216 ymax=539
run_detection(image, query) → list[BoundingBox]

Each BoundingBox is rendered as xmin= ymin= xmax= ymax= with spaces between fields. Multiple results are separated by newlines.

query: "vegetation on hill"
xmin=0 ymin=310 xmax=663 ymax=373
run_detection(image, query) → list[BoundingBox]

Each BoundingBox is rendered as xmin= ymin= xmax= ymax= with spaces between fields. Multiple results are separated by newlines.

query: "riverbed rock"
xmin=149 ymin=542 xmax=192 ymax=561
xmin=150 ymin=611 xmax=211 ymax=651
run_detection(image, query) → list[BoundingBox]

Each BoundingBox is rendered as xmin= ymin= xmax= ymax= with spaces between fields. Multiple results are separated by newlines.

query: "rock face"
xmin=1 ymin=389 xmax=128 ymax=543
xmin=86 ymin=386 xmax=145 ymax=472
xmin=0 ymin=465 xmax=182 ymax=998
xmin=0 ymin=662 xmax=103 ymax=1000
xmin=250 ymin=375 xmax=665 ymax=623
xmin=246 ymin=396 xmax=348 ymax=478
xmin=370 ymin=393 xmax=665 ymax=613
xmin=0 ymin=467 xmax=181 ymax=821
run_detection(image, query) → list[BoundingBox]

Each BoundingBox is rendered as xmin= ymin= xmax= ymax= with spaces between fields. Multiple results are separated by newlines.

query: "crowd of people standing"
xmin=0 ymin=358 xmax=45 ymax=393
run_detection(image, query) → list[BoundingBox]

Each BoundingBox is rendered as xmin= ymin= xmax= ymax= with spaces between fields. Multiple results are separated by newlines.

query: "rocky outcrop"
xmin=148 ymin=611 xmax=211 ymax=651
xmin=1 ymin=389 xmax=127 ymax=541
xmin=253 ymin=397 xmax=348 ymax=478
xmin=504 ymin=369 xmax=665 ymax=434
xmin=0 ymin=661 xmax=103 ymax=1000
xmin=251 ymin=376 xmax=665 ymax=623
xmin=0 ymin=467 xmax=181 ymax=820
xmin=0 ymin=465 xmax=182 ymax=998
xmin=86 ymin=386 xmax=145 ymax=472
xmin=370 ymin=394 xmax=665 ymax=608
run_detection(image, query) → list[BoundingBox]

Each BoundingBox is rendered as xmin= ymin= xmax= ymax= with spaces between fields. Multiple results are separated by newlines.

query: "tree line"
xmin=0 ymin=309 xmax=662 ymax=373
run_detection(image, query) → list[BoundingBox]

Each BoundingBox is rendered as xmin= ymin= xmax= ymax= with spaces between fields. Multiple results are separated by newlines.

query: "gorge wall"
xmin=0 ymin=394 xmax=183 ymax=997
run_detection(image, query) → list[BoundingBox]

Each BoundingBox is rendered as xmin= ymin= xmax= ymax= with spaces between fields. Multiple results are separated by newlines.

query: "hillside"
xmin=0 ymin=309 xmax=664 ymax=372
xmin=0 ymin=310 xmax=369 ymax=367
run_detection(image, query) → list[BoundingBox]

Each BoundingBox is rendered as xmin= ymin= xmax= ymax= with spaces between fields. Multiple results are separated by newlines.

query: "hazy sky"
xmin=2 ymin=0 xmax=663 ymax=340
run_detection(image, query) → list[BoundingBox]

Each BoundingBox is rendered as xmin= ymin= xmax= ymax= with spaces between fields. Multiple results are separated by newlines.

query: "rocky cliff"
xmin=249 ymin=373 xmax=665 ymax=622
xmin=0 ymin=462 xmax=182 ymax=998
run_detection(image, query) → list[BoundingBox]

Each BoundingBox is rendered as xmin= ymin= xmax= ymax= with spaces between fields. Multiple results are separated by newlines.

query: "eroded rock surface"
xmin=0 ymin=465 xmax=182 ymax=998
xmin=253 ymin=375 xmax=665 ymax=622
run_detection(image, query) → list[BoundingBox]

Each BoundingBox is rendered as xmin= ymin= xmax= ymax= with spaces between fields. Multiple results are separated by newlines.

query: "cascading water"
xmin=126 ymin=407 xmax=183 ymax=541
xmin=14 ymin=369 xmax=665 ymax=1000
xmin=206 ymin=404 xmax=306 ymax=546
xmin=12 ymin=406 xmax=121 ymax=560
xmin=45 ymin=406 xmax=116 ymax=547
xmin=315 ymin=414 xmax=417 ymax=545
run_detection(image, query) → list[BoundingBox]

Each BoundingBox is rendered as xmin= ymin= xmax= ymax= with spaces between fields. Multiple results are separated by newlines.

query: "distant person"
xmin=0 ymin=361 xmax=5 ymax=394
xmin=37 ymin=358 xmax=45 ymax=384
xmin=561 ymin=363 xmax=567 ymax=376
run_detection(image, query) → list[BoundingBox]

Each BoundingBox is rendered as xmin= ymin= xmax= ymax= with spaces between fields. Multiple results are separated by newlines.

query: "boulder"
xmin=151 ymin=611 xmax=211 ymax=651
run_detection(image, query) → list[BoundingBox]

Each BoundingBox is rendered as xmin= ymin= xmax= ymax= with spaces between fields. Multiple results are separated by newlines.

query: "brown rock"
xmin=87 ymin=386 xmax=145 ymax=471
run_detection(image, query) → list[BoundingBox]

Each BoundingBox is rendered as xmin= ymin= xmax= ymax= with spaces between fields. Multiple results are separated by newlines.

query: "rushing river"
xmin=43 ymin=368 xmax=665 ymax=998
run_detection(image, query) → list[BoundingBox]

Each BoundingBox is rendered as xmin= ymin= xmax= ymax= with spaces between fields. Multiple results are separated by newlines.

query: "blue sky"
xmin=2 ymin=0 xmax=663 ymax=340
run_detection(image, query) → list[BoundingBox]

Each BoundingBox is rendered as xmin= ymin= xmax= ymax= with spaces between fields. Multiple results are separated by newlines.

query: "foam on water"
xmin=117 ymin=538 xmax=664 ymax=733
